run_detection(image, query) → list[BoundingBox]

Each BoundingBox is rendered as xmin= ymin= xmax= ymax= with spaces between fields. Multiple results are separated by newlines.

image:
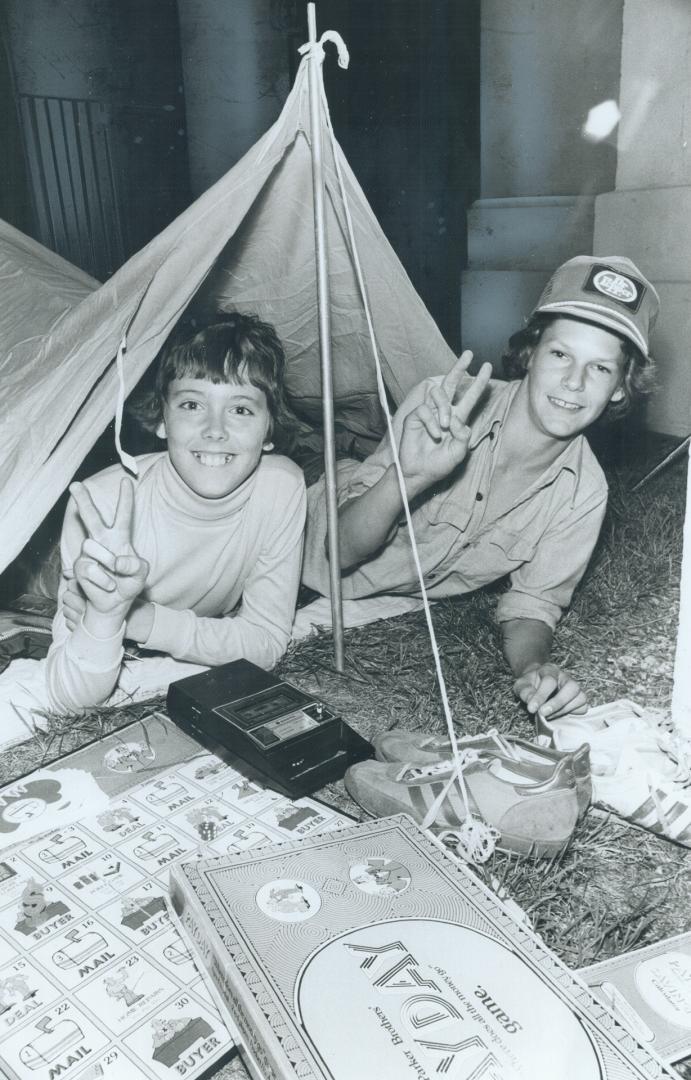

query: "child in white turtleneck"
xmin=46 ymin=314 xmax=306 ymax=713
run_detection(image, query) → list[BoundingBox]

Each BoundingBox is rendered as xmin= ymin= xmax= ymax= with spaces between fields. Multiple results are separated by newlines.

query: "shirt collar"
xmin=467 ymin=378 xmax=517 ymax=451
xmin=477 ymin=379 xmax=587 ymax=505
xmin=549 ymin=433 xmax=586 ymax=508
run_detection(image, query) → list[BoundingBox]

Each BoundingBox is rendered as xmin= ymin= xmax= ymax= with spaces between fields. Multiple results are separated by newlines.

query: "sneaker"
xmin=537 ymin=699 xmax=685 ymax=781
xmin=595 ymin=771 xmax=691 ymax=847
xmin=538 ymin=698 xmax=691 ymax=846
xmin=535 ymin=698 xmax=649 ymax=747
xmin=344 ymin=755 xmax=580 ymax=858
xmin=373 ymin=729 xmax=592 ymax=819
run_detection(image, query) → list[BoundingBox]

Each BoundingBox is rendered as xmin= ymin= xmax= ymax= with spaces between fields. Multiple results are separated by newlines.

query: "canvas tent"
xmin=0 ymin=49 xmax=456 ymax=577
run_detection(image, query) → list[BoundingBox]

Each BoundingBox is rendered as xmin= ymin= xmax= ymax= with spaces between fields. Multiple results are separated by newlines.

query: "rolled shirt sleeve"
xmin=496 ymin=486 xmax=608 ymax=630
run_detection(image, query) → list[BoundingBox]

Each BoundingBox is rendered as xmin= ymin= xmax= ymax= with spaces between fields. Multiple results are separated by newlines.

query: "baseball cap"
xmin=533 ymin=255 xmax=660 ymax=356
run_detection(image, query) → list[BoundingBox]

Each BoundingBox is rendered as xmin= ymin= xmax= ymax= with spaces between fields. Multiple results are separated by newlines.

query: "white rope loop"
xmin=298 ymin=30 xmax=350 ymax=70
xmin=114 ymin=335 xmax=139 ymax=476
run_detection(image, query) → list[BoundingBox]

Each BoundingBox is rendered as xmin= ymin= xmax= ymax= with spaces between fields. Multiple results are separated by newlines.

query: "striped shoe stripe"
xmin=655 ymin=791 xmax=691 ymax=840
xmin=667 ymin=805 xmax=691 ymax=841
xmin=629 ymin=788 xmax=691 ymax=844
xmin=407 ymin=778 xmax=467 ymax=827
xmin=631 ymin=795 xmax=656 ymax=820
xmin=658 ymin=795 xmax=690 ymax=825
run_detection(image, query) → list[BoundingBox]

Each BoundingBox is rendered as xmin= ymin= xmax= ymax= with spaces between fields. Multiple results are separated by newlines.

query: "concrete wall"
xmin=480 ymin=0 xmax=621 ymax=198
xmin=462 ymin=0 xmax=691 ymax=437
xmin=592 ymin=0 xmax=691 ymax=436
xmin=5 ymin=0 xmax=180 ymax=105
xmin=462 ymin=0 xmax=624 ymax=370
xmin=176 ymin=0 xmax=293 ymax=197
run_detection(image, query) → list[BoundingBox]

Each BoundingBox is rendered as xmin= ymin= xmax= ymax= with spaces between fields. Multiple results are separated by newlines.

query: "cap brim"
xmin=534 ymin=301 xmax=649 ymax=356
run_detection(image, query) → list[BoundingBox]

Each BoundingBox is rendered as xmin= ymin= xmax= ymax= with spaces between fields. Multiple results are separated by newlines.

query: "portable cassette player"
xmin=166 ymin=659 xmax=373 ymax=797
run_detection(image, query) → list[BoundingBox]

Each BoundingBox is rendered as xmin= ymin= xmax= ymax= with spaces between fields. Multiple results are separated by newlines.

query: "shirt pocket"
xmin=484 ymin=526 xmax=538 ymax=564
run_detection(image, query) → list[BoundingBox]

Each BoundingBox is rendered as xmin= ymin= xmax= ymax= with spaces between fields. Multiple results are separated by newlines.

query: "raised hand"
xmin=398 ymin=352 xmax=493 ymax=498
xmin=70 ymin=479 xmax=149 ymax=618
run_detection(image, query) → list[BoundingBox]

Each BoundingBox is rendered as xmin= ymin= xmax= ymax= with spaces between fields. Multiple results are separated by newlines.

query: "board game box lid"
xmin=580 ymin=929 xmax=691 ymax=1063
xmin=170 ymin=814 xmax=676 ymax=1080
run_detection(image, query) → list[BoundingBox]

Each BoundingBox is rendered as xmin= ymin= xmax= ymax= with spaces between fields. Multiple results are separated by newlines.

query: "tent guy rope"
xmin=316 ymin=24 xmax=498 ymax=862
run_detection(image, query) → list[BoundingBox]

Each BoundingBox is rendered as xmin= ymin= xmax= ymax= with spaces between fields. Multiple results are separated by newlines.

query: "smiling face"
xmin=524 ymin=318 xmax=626 ymax=440
xmin=160 ymin=376 xmax=272 ymax=498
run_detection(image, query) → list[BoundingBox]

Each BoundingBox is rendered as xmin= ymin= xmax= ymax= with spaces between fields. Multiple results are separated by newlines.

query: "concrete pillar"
xmin=461 ymin=0 xmax=624 ymax=368
xmin=593 ymin=0 xmax=691 ymax=436
xmin=176 ymin=0 xmax=294 ymax=197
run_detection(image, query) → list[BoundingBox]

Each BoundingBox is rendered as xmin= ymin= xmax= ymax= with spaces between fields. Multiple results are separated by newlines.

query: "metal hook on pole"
xmin=305 ymin=1 xmax=345 ymax=672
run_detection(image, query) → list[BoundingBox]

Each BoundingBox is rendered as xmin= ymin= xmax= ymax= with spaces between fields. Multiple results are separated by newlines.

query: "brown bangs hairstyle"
xmin=128 ymin=312 xmax=293 ymax=439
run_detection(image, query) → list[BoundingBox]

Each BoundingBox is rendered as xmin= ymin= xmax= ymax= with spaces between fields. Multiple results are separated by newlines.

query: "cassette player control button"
xmin=304 ymin=702 xmax=333 ymax=724
xmin=254 ymin=726 xmax=280 ymax=746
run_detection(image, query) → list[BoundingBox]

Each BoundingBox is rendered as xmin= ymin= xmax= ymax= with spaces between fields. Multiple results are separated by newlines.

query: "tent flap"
xmin=0 ymin=57 xmax=454 ymax=574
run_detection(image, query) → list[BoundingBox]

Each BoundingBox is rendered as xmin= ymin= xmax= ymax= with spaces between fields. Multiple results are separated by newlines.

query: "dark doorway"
xmin=314 ymin=0 xmax=480 ymax=351
xmin=1 ymin=0 xmax=190 ymax=280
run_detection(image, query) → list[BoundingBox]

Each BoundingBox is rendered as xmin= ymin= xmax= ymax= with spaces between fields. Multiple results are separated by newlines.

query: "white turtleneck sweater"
xmin=46 ymin=451 xmax=306 ymax=713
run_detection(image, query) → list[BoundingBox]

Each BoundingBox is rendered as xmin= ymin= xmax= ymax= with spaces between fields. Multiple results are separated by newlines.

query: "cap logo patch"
xmin=583 ymin=264 xmax=645 ymax=312
xmin=593 ymin=270 xmax=636 ymax=302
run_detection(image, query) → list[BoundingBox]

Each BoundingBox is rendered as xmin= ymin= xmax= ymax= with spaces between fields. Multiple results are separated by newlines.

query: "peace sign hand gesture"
xmin=399 ymin=352 xmax=493 ymax=499
xmin=70 ymin=479 xmax=149 ymax=620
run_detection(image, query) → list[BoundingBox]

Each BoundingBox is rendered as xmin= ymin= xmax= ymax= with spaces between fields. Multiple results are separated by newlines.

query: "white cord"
xmin=114 ymin=336 xmax=139 ymax=476
xmin=315 ymin=64 xmax=497 ymax=861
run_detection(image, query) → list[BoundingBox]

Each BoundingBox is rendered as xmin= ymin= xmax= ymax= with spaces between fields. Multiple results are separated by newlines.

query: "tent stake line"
xmin=306 ymin=2 xmax=345 ymax=672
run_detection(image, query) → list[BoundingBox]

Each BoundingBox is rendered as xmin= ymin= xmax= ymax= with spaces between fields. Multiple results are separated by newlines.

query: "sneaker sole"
xmin=345 ymin=765 xmax=578 ymax=859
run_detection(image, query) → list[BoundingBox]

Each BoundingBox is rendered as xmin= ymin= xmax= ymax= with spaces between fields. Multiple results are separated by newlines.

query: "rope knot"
xmin=409 ymin=751 xmax=498 ymax=864
xmin=438 ymin=822 xmax=501 ymax=865
xmin=298 ymin=30 xmax=350 ymax=69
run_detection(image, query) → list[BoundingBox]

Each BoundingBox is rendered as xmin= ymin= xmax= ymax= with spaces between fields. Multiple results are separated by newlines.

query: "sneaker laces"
xmin=629 ymin=723 xmax=691 ymax=787
xmin=420 ymin=727 xmax=521 ymax=763
xmin=486 ymin=727 xmax=521 ymax=762
xmin=396 ymin=752 xmax=500 ymax=864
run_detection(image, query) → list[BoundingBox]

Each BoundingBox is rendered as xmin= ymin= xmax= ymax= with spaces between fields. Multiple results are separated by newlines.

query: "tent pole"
xmin=306 ymin=1 xmax=345 ymax=672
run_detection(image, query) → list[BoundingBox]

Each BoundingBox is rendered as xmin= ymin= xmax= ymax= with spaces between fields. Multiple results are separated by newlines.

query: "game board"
xmin=171 ymin=816 xmax=678 ymax=1080
xmin=0 ymin=713 xmax=352 ymax=1080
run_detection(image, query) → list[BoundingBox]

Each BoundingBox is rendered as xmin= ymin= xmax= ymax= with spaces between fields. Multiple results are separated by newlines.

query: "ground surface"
xmin=2 ymin=427 xmax=689 ymax=1078
xmin=278 ymin=432 xmax=690 ymax=956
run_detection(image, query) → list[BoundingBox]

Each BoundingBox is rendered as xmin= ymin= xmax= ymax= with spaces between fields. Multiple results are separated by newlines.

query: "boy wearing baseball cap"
xmin=302 ymin=255 xmax=659 ymax=722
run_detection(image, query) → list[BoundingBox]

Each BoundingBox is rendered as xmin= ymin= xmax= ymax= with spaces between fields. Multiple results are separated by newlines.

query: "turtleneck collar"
xmin=153 ymin=451 xmax=260 ymax=521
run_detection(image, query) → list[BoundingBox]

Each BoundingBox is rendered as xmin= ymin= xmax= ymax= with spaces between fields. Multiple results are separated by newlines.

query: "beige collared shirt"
xmin=302 ymin=377 xmax=608 ymax=629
